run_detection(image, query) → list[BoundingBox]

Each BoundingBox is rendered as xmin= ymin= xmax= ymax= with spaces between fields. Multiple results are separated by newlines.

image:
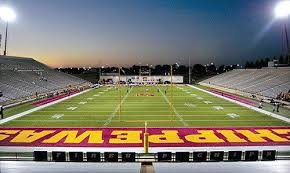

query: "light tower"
xmin=275 ymin=1 xmax=290 ymax=65
xmin=0 ymin=6 xmax=16 ymax=56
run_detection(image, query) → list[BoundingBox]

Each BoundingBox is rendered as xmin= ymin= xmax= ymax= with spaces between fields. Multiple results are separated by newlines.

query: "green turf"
xmin=1 ymin=85 xmax=289 ymax=127
xmin=2 ymin=103 xmax=36 ymax=119
xmin=196 ymin=84 xmax=290 ymax=118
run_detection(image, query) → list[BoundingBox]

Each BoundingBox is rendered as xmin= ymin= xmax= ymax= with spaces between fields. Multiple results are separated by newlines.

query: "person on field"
xmin=0 ymin=105 xmax=4 ymax=119
xmin=276 ymin=102 xmax=280 ymax=112
xmin=272 ymin=102 xmax=276 ymax=112
xmin=258 ymin=99 xmax=263 ymax=109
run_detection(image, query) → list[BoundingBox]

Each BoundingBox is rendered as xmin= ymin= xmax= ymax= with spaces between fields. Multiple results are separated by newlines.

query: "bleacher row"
xmin=0 ymin=56 xmax=88 ymax=103
xmin=201 ymin=68 xmax=290 ymax=98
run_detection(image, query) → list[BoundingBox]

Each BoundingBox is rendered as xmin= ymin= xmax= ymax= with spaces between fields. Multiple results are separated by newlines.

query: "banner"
xmin=0 ymin=126 xmax=289 ymax=147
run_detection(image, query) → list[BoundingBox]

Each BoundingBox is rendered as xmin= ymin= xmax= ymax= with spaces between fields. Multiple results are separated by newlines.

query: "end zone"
xmin=0 ymin=126 xmax=289 ymax=152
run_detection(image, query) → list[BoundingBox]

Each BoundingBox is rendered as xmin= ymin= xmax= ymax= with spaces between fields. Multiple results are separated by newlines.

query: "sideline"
xmin=0 ymin=89 xmax=93 ymax=125
xmin=0 ymin=145 xmax=289 ymax=153
xmin=187 ymin=85 xmax=290 ymax=123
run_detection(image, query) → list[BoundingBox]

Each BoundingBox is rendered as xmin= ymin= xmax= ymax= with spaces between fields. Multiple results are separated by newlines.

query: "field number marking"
xmin=213 ymin=106 xmax=224 ymax=110
xmin=67 ymin=107 xmax=78 ymax=111
xmin=227 ymin=113 xmax=240 ymax=118
xmin=184 ymin=103 xmax=196 ymax=108
xmin=51 ymin=114 xmax=64 ymax=119
xmin=204 ymin=101 xmax=212 ymax=104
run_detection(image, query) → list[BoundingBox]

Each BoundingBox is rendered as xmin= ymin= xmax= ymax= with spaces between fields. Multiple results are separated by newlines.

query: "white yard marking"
xmin=157 ymin=86 xmax=188 ymax=126
xmin=184 ymin=103 xmax=196 ymax=108
xmin=186 ymin=92 xmax=191 ymax=94
xmin=29 ymin=114 xmax=254 ymax=117
xmin=197 ymin=97 xmax=204 ymax=100
xmin=103 ymin=86 xmax=134 ymax=127
xmin=94 ymin=94 xmax=100 ymax=97
xmin=188 ymin=84 xmax=290 ymax=123
xmin=51 ymin=114 xmax=64 ymax=119
xmin=87 ymin=98 xmax=93 ymax=100
xmin=213 ymin=106 xmax=224 ymax=110
xmin=191 ymin=94 xmax=197 ymax=97
xmin=79 ymin=102 xmax=87 ymax=105
xmin=204 ymin=101 xmax=213 ymax=104
xmin=0 ymin=89 xmax=92 ymax=125
xmin=99 ymin=92 xmax=104 ymax=94
xmin=14 ymin=119 xmax=277 ymax=122
xmin=227 ymin=113 xmax=240 ymax=118
xmin=67 ymin=107 xmax=78 ymax=111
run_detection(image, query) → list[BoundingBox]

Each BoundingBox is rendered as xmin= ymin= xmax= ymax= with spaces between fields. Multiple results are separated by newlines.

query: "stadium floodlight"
xmin=0 ymin=6 xmax=16 ymax=56
xmin=275 ymin=1 xmax=290 ymax=65
xmin=0 ymin=6 xmax=16 ymax=22
xmin=275 ymin=1 xmax=290 ymax=18
xmin=175 ymin=62 xmax=180 ymax=68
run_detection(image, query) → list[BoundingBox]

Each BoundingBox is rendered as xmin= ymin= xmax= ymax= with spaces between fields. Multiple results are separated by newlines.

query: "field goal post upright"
xmin=143 ymin=121 xmax=149 ymax=153
xmin=170 ymin=65 xmax=174 ymax=122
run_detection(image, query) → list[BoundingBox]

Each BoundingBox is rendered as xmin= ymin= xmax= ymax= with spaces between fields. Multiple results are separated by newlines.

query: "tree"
xmin=192 ymin=64 xmax=206 ymax=77
xmin=218 ymin=65 xmax=225 ymax=74
xmin=279 ymin=55 xmax=285 ymax=64
xmin=245 ymin=61 xmax=250 ymax=69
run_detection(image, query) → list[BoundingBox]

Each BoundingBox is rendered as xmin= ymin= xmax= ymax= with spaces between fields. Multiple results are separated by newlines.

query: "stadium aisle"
xmin=154 ymin=161 xmax=290 ymax=173
xmin=1 ymin=161 xmax=289 ymax=173
xmin=0 ymin=161 xmax=141 ymax=173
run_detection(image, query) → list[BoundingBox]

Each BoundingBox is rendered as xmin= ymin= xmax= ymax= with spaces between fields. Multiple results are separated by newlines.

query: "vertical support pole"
xmin=284 ymin=23 xmax=290 ymax=65
xmin=4 ymin=22 xmax=8 ymax=56
xmin=139 ymin=63 xmax=142 ymax=84
xmin=119 ymin=67 xmax=121 ymax=122
xmin=144 ymin=121 xmax=149 ymax=153
xmin=188 ymin=57 xmax=191 ymax=84
xmin=99 ymin=66 xmax=101 ymax=84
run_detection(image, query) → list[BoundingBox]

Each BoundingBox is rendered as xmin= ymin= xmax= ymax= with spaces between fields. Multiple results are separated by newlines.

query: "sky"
xmin=0 ymin=0 xmax=288 ymax=67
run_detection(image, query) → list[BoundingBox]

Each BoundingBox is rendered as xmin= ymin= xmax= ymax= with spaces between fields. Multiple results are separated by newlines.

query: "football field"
xmin=1 ymin=85 xmax=289 ymax=127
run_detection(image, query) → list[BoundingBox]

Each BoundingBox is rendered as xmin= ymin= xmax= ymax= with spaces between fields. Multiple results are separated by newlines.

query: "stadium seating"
xmin=200 ymin=68 xmax=290 ymax=99
xmin=0 ymin=56 xmax=88 ymax=103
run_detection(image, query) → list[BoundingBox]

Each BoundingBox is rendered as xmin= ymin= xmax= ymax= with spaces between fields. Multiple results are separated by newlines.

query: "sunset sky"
xmin=0 ymin=0 xmax=288 ymax=67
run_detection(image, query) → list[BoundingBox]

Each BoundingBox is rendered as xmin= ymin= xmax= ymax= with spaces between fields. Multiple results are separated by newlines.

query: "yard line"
xmin=28 ymin=114 xmax=255 ymax=117
xmin=58 ymin=101 xmax=234 ymax=104
xmin=103 ymin=86 xmax=134 ymax=127
xmin=39 ymin=105 xmax=244 ymax=108
xmin=14 ymin=119 xmax=280 ymax=122
xmin=37 ymin=110 xmax=254 ymax=112
xmin=157 ymin=86 xmax=188 ymax=126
